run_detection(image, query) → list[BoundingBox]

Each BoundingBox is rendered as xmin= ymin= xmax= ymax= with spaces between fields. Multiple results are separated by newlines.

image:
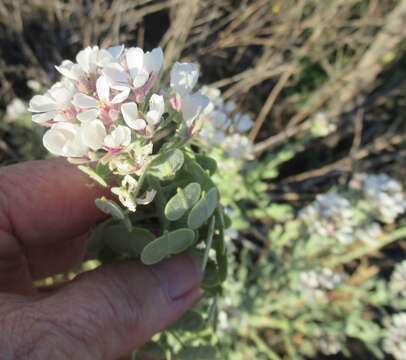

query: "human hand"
xmin=0 ymin=159 xmax=201 ymax=359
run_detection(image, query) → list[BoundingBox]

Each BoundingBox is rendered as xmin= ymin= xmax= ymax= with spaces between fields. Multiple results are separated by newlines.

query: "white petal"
xmin=146 ymin=110 xmax=161 ymax=126
xmin=43 ymin=128 xmax=66 ymax=156
xmin=122 ymin=103 xmax=146 ymax=130
xmin=81 ymin=120 xmax=106 ymax=150
xmin=76 ymin=47 xmax=92 ymax=73
xmin=104 ymin=125 xmax=131 ymax=148
xmin=121 ymin=102 xmax=138 ymax=126
xmin=32 ymin=111 xmax=57 ymax=124
xmin=182 ymin=92 xmax=209 ymax=123
xmin=143 ymin=47 xmax=163 ymax=73
xmin=103 ymin=64 xmax=130 ymax=85
xmin=170 ymin=62 xmax=199 ymax=97
xmin=107 ymin=45 xmax=124 ymax=59
xmin=234 ymin=113 xmax=253 ymax=132
xmin=28 ymin=94 xmax=55 ymax=113
xmin=149 ymin=94 xmax=165 ymax=115
xmin=96 ymin=76 xmax=110 ymax=103
xmin=126 ymin=47 xmax=144 ymax=70
xmin=72 ymin=93 xmax=98 ymax=109
xmin=77 ymin=109 xmax=99 ymax=122
xmin=96 ymin=49 xmax=114 ymax=67
xmin=111 ymin=88 xmax=130 ymax=104
xmin=55 ymin=60 xmax=84 ymax=81
xmin=131 ymin=68 xmax=149 ymax=88
xmin=48 ymin=83 xmax=73 ymax=106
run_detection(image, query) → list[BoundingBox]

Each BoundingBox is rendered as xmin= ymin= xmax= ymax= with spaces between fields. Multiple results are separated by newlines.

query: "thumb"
xmin=20 ymin=254 xmax=201 ymax=359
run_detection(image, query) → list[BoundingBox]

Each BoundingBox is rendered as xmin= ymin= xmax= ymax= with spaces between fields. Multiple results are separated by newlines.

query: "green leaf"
xmin=103 ymin=225 xmax=155 ymax=257
xmin=187 ymin=188 xmax=218 ymax=230
xmin=86 ymin=221 xmax=109 ymax=256
xmin=202 ymin=217 xmax=215 ymax=272
xmin=141 ymin=228 xmax=195 ymax=265
xmin=195 ymin=155 xmax=217 ymax=176
xmin=95 ymin=197 xmax=125 ymax=220
xmin=95 ymin=197 xmax=132 ymax=231
xmin=184 ymin=155 xmax=216 ymax=191
xmin=165 ymin=183 xmax=201 ymax=221
xmin=148 ymin=149 xmax=184 ymax=180
xmin=202 ymin=260 xmax=221 ymax=288
xmin=177 ymin=346 xmax=218 ymax=360
xmin=78 ymin=165 xmax=108 ymax=187
xmin=171 ymin=310 xmax=204 ymax=332
xmin=136 ymin=342 xmax=165 ymax=358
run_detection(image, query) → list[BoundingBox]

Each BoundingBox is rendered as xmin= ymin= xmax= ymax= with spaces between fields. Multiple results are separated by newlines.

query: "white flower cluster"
xmin=298 ymin=267 xmax=344 ymax=302
xmin=350 ymin=173 xmax=406 ymax=224
xmin=28 ymin=45 xmax=210 ymax=211
xmin=28 ymin=45 xmax=208 ymax=159
xmin=315 ymin=331 xmax=342 ymax=355
xmin=300 ymin=193 xmax=356 ymax=245
xmin=383 ymin=313 xmax=406 ymax=360
xmin=199 ymin=86 xmax=254 ymax=159
xmin=389 ymin=260 xmax=406 ymax=299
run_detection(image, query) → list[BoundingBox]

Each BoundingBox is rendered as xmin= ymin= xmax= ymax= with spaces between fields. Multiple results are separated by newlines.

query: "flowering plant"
xmin=28 ymin=44 xmax=229 ymax=357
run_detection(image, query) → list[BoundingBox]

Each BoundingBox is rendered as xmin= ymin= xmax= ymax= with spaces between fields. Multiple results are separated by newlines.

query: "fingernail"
xmin=152 ymin=253 xmax=202 ymax=300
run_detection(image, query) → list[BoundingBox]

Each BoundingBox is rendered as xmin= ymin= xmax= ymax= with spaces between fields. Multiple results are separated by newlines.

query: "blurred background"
xmin=0 ymin=1 xmax=405 ymax=359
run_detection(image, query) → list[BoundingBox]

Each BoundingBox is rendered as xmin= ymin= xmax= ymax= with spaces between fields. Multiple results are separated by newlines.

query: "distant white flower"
xmin=222 ymin=134 xmax=254 ymax=159
xmin=232 ymin=113 xmax=253 ymax=133
xmin=170 ymin=62 xmax=199 ymax=97
xmin=28 ymin=82 xmax=76 ymax=124
xmin=389 ymin=260 xmax=406 ymax=299
xmin=5 ymin=98 xmax=26 ymax=122
xmin=300 ymin=193 xmax=356 ymax=245
xmin=43 ymin=123 xmax=87 ymax=157
xmin=351 ymin=173 xmax=406 ymax=223
xmin=383 ymin=313 xmax=406 ymax=360
xmin=298 ymin=268 xmax=344 ymax=302
xmin=181 ymin=92 xmax=209 ymax=126
xmin=104 ymin=125 xmax=131 ymax=149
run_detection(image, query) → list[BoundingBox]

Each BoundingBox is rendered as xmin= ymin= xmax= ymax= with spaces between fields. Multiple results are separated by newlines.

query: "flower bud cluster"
xmin=389 ymin=260 xmax=406 ymax=300
xmin=298 ymin=267 xmax=345 ymax=302
xmin=350 ymin=173 xmax=406 ymax=224
xmin=300 ymin=193 xmax=356 ymax=245
xmin=383 ymin=313 xmax=406 ymax=360
xmin=199 ymin=86 xmax=254 ymax=159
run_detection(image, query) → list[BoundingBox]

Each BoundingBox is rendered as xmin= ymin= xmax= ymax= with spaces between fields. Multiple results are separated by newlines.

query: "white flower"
xmin=170 ymin=62 xmax=199 ymax=97
xmin=72 ymin=75 xmax=124 ymax=123
xmin=80 ymin=120 xmax=106 ymax=151
xmin=222 ymin=134 xmax=254 ymax=159
xmin=181 ymin=92 xmax=209 ymax=126
xmin=28 ymin=82 xmax=76 ymax=124
xmin=121 ymin=94 xmax=165 ymax=132
xmin=5 ymin=98 xmax=26 ymax=122
xmin=104 ymin=125 xmax=131 ymax=149
xmin=43 ymin=123 xmax=87 ymax=157
xmin=103 ymin=47 xmax=163 ymax=96
xmin=390 ymin=260 xmax=406 ymax=299
xmin=146 ymin=94 xmax=165 ymax=126
xmin=55 ymin=45 xmax=124 ymax=80
xmin=233 ymin=113 xmax=253 ymax=133
xmin=111 ymin=175 xmax=138 ymax=212
xmin=383 ymin=313 xmax=406 ymax=360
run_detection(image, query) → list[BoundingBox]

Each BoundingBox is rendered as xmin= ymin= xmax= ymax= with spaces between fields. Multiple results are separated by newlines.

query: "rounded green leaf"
xmin=187 ymin=188 xmax=219 ymax=230
xmin=165 ymin=183 xmax=201 ymax=221
xmin=149 ymin=149 xmax=184 ymax=180
xmin=141 ymin=228 xmax=195 ymax=265
xmin=195 ymin=155 xmax=217 ymax=176
xmin=177 ymin=345 xmax=218 ymax=360
xmin=171 ymin=310 xmax=204 ymax=331
xmin=95 ymin=197 xmax=125 ymax=220
xmin=103 ymin=225 xmax=155 ymax=257
xmin=202 ymin=260 xmax=221 ymax=288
